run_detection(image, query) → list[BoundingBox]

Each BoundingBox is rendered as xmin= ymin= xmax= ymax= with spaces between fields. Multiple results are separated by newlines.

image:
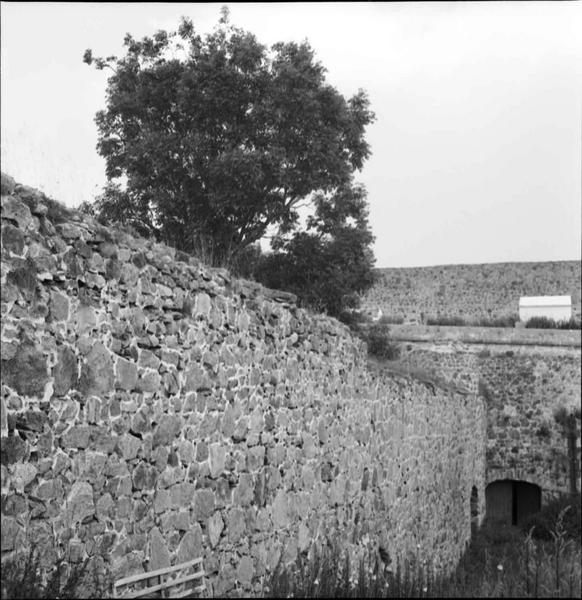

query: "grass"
xmin=261 ymin=502 xmax=582 ymax=598
xmin=0 ymin=549 xmax=111 ymax=600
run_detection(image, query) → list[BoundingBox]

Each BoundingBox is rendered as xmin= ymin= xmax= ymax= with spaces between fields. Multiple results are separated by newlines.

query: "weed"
xmin=0 ymin=548 xmax=111 ymax=600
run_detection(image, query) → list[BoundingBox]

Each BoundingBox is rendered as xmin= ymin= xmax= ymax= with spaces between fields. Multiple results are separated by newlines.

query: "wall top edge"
xmin=387 ymin=324 xmax=581 ymax=348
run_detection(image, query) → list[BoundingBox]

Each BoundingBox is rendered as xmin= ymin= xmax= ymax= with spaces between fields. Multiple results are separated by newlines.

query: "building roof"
xmin=519 ymin=295 xmax=571 ymax=307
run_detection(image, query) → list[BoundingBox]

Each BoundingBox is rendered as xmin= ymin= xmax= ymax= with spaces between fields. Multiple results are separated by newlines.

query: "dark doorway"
xmin=486 ymin=480 xmax=541 ymax=526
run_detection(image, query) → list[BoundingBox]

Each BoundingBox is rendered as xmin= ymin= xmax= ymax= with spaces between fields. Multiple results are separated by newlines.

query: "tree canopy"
xmin=84 ymin=10 xmax=375 ymax=264
xmin=254 ymin=183 xmax=376 ymax=316
xmin=85 ymin=9 xmax=378 ymax=315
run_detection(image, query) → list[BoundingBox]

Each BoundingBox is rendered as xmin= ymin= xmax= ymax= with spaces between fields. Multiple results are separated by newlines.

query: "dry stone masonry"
xmin=362 ymin=262 xmax=581 ymax=324
xmin=388 ymin=325 xmax=581 ymax=498
xmin=0 ymin=173 xmax=486 ymax=596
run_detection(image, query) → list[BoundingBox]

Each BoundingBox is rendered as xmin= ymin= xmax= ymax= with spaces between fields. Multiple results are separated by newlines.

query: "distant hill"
xmin=360 ymin=261 xmax=581 ymax=324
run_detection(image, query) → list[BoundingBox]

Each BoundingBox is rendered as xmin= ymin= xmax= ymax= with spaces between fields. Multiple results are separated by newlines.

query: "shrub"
xmin=360 ymin=323 xmax=400 ymax=360
xmin=378 ymin=314 xmax=405 ymax=325
xmin=521 ymin=494 xmax=581 ymax=542
xmin=525 ymin=316 xmax=582 ymax=330
xmin=0 ymin=548 xmax=110 ymax=600
xmin=426 ymin=316 xmax=467 ymax=326
xmin=426 ymin=315 xmax=519 ymax=328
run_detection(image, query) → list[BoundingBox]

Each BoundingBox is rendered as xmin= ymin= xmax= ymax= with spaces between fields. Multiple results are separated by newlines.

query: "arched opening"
xmin=486 ymin=480 xmax=541 ymax=526
xmin=470 ymin=485 xmax=479 ymax=536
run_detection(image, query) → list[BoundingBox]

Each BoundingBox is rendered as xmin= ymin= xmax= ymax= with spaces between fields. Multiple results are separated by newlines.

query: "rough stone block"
xmin=193 ymin=488 xmax=215 ymax=521
xmin=208 ymin=443 xmax=226 ymax=478
xmin=207 ymin=511 xmax=224 ymax=548
xmin=177 ymin=524 xmax=203 ymax=563
xmin=79 ymin=342 xmax=114 ymax=396
xmin=2 ymin=343 xmax=48 ymax=397
xmin=53 ymin=345 xmax=78 ymax=396
xmin=2 ymin=195 xmax=33 ymax=230
xmin=66 ymin=481 xmax=95 ymax=525
xmin=115 ymin=357 xmax=138 ymax=391
xmin=226 ymin=507 xmax=246 ymax=543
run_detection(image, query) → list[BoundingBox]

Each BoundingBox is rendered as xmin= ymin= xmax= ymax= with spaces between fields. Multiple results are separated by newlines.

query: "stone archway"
xmin=485 ymin=479 xmax=541 ymax=526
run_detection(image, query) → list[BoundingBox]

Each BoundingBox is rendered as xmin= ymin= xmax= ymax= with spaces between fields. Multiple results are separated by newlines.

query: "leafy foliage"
xmin=83 ymin=10 xmax=375 ymax=267
xmin=0 ymin=548 xmax=110 ymax=599
xmin=253 ymin=182 xmax=376 ymax=316
xmin=521 ymin=494 xmax=581 ymax=542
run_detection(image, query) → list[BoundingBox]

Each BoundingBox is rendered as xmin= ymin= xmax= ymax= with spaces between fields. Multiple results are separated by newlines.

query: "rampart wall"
xmin=389 ymin=325 xmax=581 ymax=499
xmin=0 ymin=174 xmax=486 ymax=595
xmin=361 ymin=262 xmax=581 ymax=323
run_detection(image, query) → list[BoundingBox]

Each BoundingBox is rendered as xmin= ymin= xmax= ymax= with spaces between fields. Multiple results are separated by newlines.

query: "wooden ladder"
xmin=113 ymin=557 xmax=206 ymax=599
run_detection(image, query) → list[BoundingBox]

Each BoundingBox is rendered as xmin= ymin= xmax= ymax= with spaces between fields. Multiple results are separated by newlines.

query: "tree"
xmin=253 ymin=182 xmax=376 ymax=316
xmin=83 ymin=10 xmax=375 ymax=266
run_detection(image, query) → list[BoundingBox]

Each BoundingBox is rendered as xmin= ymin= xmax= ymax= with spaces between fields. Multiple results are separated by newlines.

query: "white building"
xmin=518 ymin=295 xmax=572 ymax=323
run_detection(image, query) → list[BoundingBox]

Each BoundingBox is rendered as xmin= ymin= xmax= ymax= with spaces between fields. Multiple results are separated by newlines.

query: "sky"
xmin=1 ymin=1 xmax=581 ymax=268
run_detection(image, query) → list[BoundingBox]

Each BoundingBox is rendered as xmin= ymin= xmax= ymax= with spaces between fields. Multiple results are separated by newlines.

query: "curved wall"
xmin=0 ymin=175 xmax=486 ymax=595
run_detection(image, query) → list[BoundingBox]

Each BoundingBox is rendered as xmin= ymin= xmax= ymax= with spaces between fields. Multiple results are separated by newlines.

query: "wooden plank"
xmin=169 ymin=585 xmax=206 ymax=598
xmin=118 ymin=572 xmax=206 ymax=599
xmin=114 ymin=558 xmax=203 ymax=588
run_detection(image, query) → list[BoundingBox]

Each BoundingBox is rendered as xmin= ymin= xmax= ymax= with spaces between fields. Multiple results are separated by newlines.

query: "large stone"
xmin=62 ymin=425 xmax=92 ymax=449
xmin=66 ymin=481 xmax=95 ymax=525
xmin=96 ymin=493 xmax=115 ymax=521
xmin=0 ymin=436 xmax=27 ymax=465
xmin=53 ymin=345 xmax=78 ymax=396
xmin=49 ymin=290 xmax=70 ymax=322
xmin=236 ymin=556 xmax=254 ymax=586
xmin=118 ymin=433 xmax=141 ymax=460
xmin=169 ymin=482 xmax=196 ymax=508
xmin=1 ymin=224 xmax=25 ymax=255
xmin=12 ymin=462 xmax=37 ymax=491
xmin=195 ymin=293 xmax=211 ymax=317
xmin=233 ymin=473 xmax=254 ymax=507
xmin=226 ymin=507 xmax=246 ymax=543
xmin=207 ymin=511 xmax=224 ymax=548
xmin=120 ymin=263 xmax=140 ymax=286
xmin=177 ymin=524 xmax=203 ymax=563
xmin=138 ymin=349 xmax=160 ymax=370
xmin=15 ymin=410 xmax=47 ymax=432
xmin=208 ymin=443 xmax=226 ymax=479
xmin=1 ymin=516 xmax=22 ymax=551
xmin=272 ymin=490 xmax=289 ymax=529
xmin=137 ymin=369 xmax=161 ymax=393
xmin=153 ymin=414 xmax=182 ymax=447
xmin=192 ymin=488 xmax=215 ymax=521
xmin=79 ymin=342 xmax=114 ymax=396
xmin=1 ymin=172 xmax=16 ymax=195
xmin=115 ymin=357 xmax=138 ymax=391
xmin=149 ymin=527 xmax=170 ymax=571
xmin=1 ymin=195 xmax=33 ymax=229
xmin=132 ymin=462 xmax=157 ymax=490
xmin=56 ymin=222 xmax=86 ymax=240
xmin=2 ymin=343 xmax=48 ymax=397
xmin=183 ymin=363 xmax=211 ymax=392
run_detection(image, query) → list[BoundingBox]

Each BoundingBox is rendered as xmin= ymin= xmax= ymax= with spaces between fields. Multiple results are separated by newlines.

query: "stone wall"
xmin=0 ymin=174 xmax=486 ymax=595
xmin=479 ymin=351 xmax=581 ymax=496
xmin=385 ymin=325 xmax=581 ymax=499
xmin=361 ymin=262 xmax=582 ymax=323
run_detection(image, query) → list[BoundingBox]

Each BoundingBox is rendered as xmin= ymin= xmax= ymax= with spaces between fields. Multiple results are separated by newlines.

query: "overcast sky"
xmin=1 ymin=1 xmax=581 ymax=268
